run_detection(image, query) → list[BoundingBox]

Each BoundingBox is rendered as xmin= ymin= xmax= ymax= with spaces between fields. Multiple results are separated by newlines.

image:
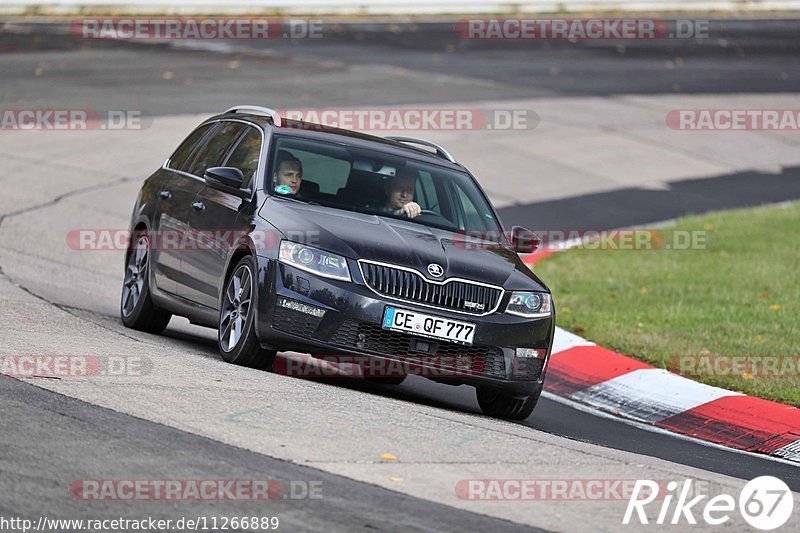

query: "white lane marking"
xmin=570 ymin=368 xmax=742 ymax=423
xmin=551 ymin=326 xmax=595 ymax=355
xmin=542 ymin=391 xmax=800 ymax=468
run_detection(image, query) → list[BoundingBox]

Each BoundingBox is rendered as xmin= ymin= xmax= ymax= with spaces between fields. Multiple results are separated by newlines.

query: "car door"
xmin=178 ymin=121 xmax=259 ymax=308
xmin=151 ymin=122 xmax=215 ymax=295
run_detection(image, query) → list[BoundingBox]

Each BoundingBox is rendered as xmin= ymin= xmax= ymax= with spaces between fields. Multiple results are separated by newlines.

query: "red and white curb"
xmin=523 ymin=251 xmax=800 ymax=464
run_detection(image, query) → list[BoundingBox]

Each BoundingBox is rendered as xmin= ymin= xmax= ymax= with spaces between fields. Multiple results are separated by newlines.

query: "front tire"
xmin=120 ymin=232 xmax=172 ymax=334
xmin=218 ymin=255 xmax=276 ymax=370
xmin=476 ymin=384 xmax=542 ymax=421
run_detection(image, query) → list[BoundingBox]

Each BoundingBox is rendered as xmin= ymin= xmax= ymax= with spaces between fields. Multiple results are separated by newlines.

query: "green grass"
xmin=536 ymin=202 xmax=800 ymax=405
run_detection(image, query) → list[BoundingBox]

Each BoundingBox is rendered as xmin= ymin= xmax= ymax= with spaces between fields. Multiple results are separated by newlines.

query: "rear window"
xmin=188 ymin=122 xmax=247 ymax=177
xmin=222 ymin=126 xmax=262 ymax=189
xmin=167 ymin=123 xmax=213 ymax=172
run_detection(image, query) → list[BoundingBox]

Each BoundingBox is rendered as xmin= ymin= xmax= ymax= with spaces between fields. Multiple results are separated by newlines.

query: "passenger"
xmin=273 ymin=151 xmax=303 ymax=194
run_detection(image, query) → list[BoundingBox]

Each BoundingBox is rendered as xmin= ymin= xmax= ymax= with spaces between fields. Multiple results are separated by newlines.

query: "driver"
xmin=383 ymin=170 xmax=421 ymax=218
xmin=273 ymin=151 xmax=303 ymax=195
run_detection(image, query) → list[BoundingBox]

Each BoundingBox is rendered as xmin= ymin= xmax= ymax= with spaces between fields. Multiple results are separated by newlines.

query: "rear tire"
xmin=218 ymin=255 xmax=277 ymax=370
xmin=476 ymin=384 xmax=542 ymax=421
xmin=120 ymin=231 xmax=172 ymax=334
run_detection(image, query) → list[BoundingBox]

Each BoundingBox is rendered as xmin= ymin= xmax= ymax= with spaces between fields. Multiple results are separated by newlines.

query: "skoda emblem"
xmin=427 ymin=263 xmax=444 ymax=278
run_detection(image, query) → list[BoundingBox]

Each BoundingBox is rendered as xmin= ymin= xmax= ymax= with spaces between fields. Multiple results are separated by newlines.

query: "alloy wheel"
xmin=220 ymin=264 xmax=253 ymax=352
xmin=121 ymin=236 xmax=149 ymax=317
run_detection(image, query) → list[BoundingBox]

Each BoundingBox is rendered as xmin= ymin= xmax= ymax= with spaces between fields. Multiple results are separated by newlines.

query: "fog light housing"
xmin=512 ymin=348 xmax=547 ymax=380
xmin=516 ymin=347 xmax=545 ymax=359
xmin=277 ymin=297 xmax=326 ymax=318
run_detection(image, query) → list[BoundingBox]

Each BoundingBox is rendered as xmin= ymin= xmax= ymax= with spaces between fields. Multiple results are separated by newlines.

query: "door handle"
xmin=159 ymin=190 xmax=172 ymax=199
xmin=191 ymin=201 xmax=205 ymax=211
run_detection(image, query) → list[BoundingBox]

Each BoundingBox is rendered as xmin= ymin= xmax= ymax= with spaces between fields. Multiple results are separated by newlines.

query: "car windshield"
xmin=268 ymin=136 xmax=504 ymax=237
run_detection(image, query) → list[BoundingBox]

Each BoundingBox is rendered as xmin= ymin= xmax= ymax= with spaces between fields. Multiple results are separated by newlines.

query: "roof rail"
xmin=384 ymin=136 xmax=456 ymax=164
xmin=224 ymin=105 xmax=282 ymax=127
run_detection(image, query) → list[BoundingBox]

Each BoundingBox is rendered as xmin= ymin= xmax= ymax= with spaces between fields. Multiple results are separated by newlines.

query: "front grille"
xmin=272 ymin=306 xmax=323 ymax=338
xmin=359 ymin=261 xmax=502 ymax=315
xmin=329 ymin=320 xmax=506 ymax=378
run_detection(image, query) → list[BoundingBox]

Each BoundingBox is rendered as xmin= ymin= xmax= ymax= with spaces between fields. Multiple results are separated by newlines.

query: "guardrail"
xmin=2 ymin=0 xmax=800 ymax=15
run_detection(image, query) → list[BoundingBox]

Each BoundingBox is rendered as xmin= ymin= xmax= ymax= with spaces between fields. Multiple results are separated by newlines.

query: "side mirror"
xmin=204 ymin=167 xmax=250 ymax=198
xmin=510 ymin=226 xmax=541 ymax=254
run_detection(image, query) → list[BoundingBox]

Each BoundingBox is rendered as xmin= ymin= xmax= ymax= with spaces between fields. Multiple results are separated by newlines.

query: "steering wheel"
xmin=415 ymin=209 xmax=452 ymax=227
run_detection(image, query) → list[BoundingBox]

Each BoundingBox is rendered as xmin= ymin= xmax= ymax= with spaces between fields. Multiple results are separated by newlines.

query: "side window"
xmin=188 ymin=122 xmax=247 ymax=177
xmin=168 ymin=124 xmax=213 ymax=172
xmin=223 ymin=127 xmax=262 ymax=189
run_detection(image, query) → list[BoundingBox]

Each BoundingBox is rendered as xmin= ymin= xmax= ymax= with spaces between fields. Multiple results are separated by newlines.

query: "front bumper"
xmin=254 ymin=257 xmax=554 ymax=394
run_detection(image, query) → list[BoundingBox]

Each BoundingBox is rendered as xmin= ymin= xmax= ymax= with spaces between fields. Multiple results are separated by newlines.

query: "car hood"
xmin=260 ymin=197 xmax=547 ymax=291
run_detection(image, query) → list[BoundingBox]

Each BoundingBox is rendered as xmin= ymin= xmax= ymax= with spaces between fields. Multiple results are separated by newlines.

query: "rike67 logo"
xmin=624 ymin=476 xmax=794 ymax=530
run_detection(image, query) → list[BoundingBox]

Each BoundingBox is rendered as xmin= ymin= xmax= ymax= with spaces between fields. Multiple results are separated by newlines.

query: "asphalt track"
xmin=0 ymin=375 xmax=536 ymax=532
xmin=1 ymin=20 xmax=799 ymax=531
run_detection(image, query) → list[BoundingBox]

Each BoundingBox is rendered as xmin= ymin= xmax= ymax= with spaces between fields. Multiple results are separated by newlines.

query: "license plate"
xmin=382 ymin=307 xmax=476 ymax=345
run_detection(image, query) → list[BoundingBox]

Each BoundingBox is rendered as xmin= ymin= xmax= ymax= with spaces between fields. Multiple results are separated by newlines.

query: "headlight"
xmin=279 ymin=241 xmax=351 ymax=282
xmin=505 ymin=291 xmax=552 ymax=318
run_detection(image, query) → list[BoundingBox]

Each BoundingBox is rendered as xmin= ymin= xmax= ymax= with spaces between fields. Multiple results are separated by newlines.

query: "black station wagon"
xmin=121 ymin=105 xmax=555 ymax=420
